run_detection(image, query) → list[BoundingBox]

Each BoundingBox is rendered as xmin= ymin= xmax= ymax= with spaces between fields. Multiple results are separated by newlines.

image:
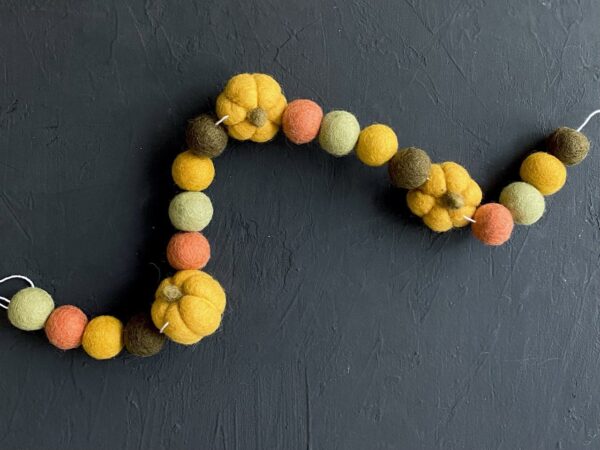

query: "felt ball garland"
xmin=0 ymin=74 xmax=598 ymax=360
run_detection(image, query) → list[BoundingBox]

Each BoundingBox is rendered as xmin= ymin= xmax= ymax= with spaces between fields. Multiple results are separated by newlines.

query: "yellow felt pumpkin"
xmin=406 ymin=162 xmax=482 ymax=232
xmin=216 ymin=73 xmax=287 ymax=143
xmin=151 ymin=270 xmax=226 ymax=345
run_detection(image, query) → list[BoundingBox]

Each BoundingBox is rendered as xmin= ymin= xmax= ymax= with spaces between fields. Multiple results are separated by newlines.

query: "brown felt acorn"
xmin=548 ymin=127 xmax=590 ymax=166
xmin=186 ymin=114 xmax=228 ymax=158
xmin=123 ymin=313 xmax=166 ymax=357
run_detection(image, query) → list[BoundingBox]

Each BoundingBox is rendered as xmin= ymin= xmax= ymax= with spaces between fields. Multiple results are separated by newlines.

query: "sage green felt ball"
xmin=549 ymin=127 xmax=590 ymax=166
xmin=8 ymin=287 xmax=55 ymax=331
xmin=318 ymin=110 xmax=360 ymax=156
xmin=168 ymin=192 xmax=213 ymax=231
xmin=499 ymin=181 xmax=545 ymax=225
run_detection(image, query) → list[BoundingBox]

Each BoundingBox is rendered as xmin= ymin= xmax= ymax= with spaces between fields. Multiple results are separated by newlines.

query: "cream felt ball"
xmin=282 ymin=99 xmax=323 ymax=144
xmin=171 ymin=151 xmax=215 ymax=191
xmin=45 ymin=305 xmax=88 ymax=350
xmin=356 ymin=124 xmax=398 ymax=166
xmin=549 ymin=127 xmax=590 ymax=166
xmin=7 ymin=287 xmax=54 ymax=331
xmin=520 ymin=152 xmax=566 ymax=196
xmin=471 ymin=203 xmax=514 ymax=246
xmin=318 ymin=110 xmax=360 ymax=156
xmin=499 ymin=182 xmax=545 ymax=225
xmin=82 ymin=315 xmax=124 ymax=360
xmin=168 ymin=192 xmax=213 ymax=231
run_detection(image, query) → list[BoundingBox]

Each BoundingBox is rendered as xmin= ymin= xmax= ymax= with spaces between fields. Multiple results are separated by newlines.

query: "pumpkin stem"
xmin=440 ymin=192 xmax=464 ymax=209
xmin=163 ymin=285 xmax=183 ymax=302
xmin=247 ymin=107 xmax=267 ymax=128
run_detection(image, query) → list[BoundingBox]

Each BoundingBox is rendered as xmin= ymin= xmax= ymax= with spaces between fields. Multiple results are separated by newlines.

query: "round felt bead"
xmin=124 ymin=313 xmax=166 ymax=357
xmin=318 ymin=110 xmax=360 ymax=156
xmin=549 ymin=127 xmax=590 ymax=166
xmin=282 ymin=99 xmax=323 ymax=144
xmin=520 ymin=152 xmax=566 ymax=196
xmin=45 ymin=305 xmax=88 ymax=350
xmin=471 ymin=203 xmax=514 ymax=246
xmin=167 ymin=232 xmax=211 ymax=270
xmin=388 ymin=147 xmax=431 ymax=189
xmin=171 ymin=151 xmax=215 ymax=191
xmin=356 ymin=124 xmax=398 ymax=167
xmin=7 ymin=287 xmax=54 ymax=331
xmin=499 ymin=182 xmax=545 ymax=225
xmin=186 ymin=114 xmax=228 ymax=158
xmin=169 ymin=192 xmax=213 ymax=231
xmin=82 ymin=315 xmax=124 ymax=360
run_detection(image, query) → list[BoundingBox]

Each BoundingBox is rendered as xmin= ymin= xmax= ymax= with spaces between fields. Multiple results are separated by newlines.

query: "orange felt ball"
xmin=45 ymin=305 xmax=88 ymax=350
xmin=471 ymin=203 xmax=514 ymax=246
xmin=282 ymin=99 xmax=323 ymax=144
xmin=167 ymin=232 xmax=211 ymax=270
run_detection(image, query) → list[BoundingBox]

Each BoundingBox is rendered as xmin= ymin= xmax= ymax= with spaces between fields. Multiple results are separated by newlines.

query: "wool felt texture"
xmin=282 ymin=99 xmax=323 ymax=144
xmin=81 ymin=315 xmax=124 ymax=360
xmin=549 ymin=127 xmax=590 ymax=166
xmin=388 ymin=147 xmax=431 ymax=189
xmin=186 ymin=114 xmax=228 ymax=158
xmin=168 ymin=192 xmax=213 ymax=231
xmin=171 ymin=151 xmax=215 ymax=191
xmin=123 ymin=313 xmax=166 ymax=357
xmin=7 ymin=287 xmax=54 ymax=331
xmin=499 ymin=181 xmax=545 ymax=225
xmin=45 ymin=305 xmax=88 ymax=350
xmin=318 ymin=110 xmax=361 ymax=156
xmin=167 ymin=232 xmax=211 ymax=270
xmin=406 ymin=162 xmax=482 ymax=232
xmin=471 ymin=203 xmax=514 ymax=246
xmin=151 ymin=270 xmax=226 ymax=345
xmin=520 ymin=151 xmax=567 ymax=196
xmin=216 ymin=73 xmax=287 ymax=143
xmin=355 ymin=124 xmax=398 ymax=167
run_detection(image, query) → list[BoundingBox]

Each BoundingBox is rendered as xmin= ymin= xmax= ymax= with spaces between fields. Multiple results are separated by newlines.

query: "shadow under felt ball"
xmin=124 ymin=313 xmax=166 ymax=357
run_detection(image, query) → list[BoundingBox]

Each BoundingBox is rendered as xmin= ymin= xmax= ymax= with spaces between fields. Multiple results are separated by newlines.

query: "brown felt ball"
xmin=124 ymin=313 xmax=166 ymax=357
xmin=186 ymin=114 xmax=228 ymax=158
xmin=167 ymin=232 xmax=211 ymax=270
xmin=388 ymin=147 xmax=431 ymax=189
xmin=548 ymin=127 xmax=590 ymax=166
xmin=471 ymin=203 xmax=514 ymax=246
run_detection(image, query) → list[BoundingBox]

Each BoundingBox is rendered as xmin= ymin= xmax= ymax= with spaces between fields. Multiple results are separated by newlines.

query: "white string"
xmin=159 ymin=322 xmax=169 ymax=333
xmin=463 ymin=215 xmax=476 ymax=223
xmin=576 ymin=109 xmax=600 ymax=132
xmin=0 ymin=296 xmax=10 ymax=310
xmin=0 ymin=275 xmax=34 ymax=288
xmin=215 ymin=115 xmax=229 ymax=126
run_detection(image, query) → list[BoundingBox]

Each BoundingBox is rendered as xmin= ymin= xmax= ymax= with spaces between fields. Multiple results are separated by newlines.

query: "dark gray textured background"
xmin=1 ymin=1 xmax=600 ymax=449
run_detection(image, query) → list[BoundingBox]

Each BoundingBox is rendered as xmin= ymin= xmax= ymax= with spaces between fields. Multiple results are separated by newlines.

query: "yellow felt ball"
xmin=519 ymin=152 xmax=567 ymax=196
xmin=355 ymin=124 xmax=398 ymax=166
xmin=81 ymin=315 xmax=124 ymax=360
xmin=216 ymin=73 xmax=287 ymax=143
xmin=171 ymin=151 xmax=215 ymax=191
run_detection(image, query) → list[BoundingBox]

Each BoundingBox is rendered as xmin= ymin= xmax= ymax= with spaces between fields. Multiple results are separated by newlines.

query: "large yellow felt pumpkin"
xmin=151 ymin=270 xmax=226 ymax=345
xmin=406 ymin=162 xmax=482 ymax=232
xmin=216 ymin=73 xmax=287 ymax=143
